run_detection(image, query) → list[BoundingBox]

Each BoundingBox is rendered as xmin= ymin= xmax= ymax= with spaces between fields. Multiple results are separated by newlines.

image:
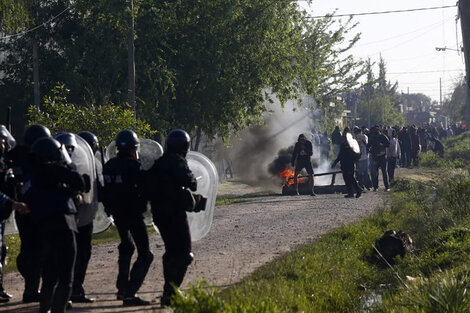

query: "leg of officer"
xmin=114 ymin=219 xmax=135 ymax=298
xmin=126 ymin=217 xmax=153 ymax=297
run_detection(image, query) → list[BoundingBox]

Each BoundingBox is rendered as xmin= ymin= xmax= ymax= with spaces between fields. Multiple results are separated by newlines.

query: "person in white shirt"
xmin=387 ymin=130 xmax=401 ymax=182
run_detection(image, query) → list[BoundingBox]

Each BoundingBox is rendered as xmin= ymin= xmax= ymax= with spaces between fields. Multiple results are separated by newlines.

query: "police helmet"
xmin=24 ymin=124 xmax=51 ymax=148
xmin=165 ymin=129 xmax=191 ymax=154
xmin=0 ymin=125 xmax=16 ymax=151
xmin=31 ymin=137 xmax=72 ymax=165
xmin=55 ymin=132 xmax=78 ymax=155
xmin=77 ymin=131 xmax=99 ymax=153
xmin=353 ymin=126 xmax=361 ymax=134
xmin=115 ymin=130 xmax=139 ymax=152
xmin=298 ymin=134 xmax=306 ymax=141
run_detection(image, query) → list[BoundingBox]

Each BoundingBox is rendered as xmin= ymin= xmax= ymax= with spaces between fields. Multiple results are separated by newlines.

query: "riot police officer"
xmin=0 ymin=125 xmax=16 ymax=301
xmin=26 ymin=137 xmax=87 ymax=313
xmin=77 ymin=131 xmax=99 ymax=154
xmin=102 ymin=130 xmax=153 ymax=306
xmin=8 ymin=124 xmax=52 ymax=302
xmin=56 ymin=132 xmax=96 ymax=303
xmin=147 ymin=129 xmax=198 ymax=306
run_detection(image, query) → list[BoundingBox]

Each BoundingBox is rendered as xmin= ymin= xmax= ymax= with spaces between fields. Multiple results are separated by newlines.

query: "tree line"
xmin=0 ymin=1 xmax=411 ymax=146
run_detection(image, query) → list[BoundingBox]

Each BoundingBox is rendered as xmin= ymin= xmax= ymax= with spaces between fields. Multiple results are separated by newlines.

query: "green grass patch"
xmin=170 ymin=170 xmax=470 ymax=313
xmin=215 ymin=192 xmax=275 ymax=207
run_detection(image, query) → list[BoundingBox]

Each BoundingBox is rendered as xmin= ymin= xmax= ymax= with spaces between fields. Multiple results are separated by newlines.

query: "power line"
xmin=0 ymin=5 xmax=73 ymax=40
xmin=387 ymin=69 xmax=464 ymax=74
xmin=307 ymin=4 xmax=457 ymax=19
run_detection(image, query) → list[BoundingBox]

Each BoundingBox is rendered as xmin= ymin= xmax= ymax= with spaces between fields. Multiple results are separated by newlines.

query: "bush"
xmin=27 ymin=84 xmax=157 ymax=144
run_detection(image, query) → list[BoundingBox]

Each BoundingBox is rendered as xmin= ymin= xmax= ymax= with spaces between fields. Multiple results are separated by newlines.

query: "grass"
xmin=215 ymin=191 xmax=275 ymax=207
xmin=170 ymin=170 xmax=470 ymax=313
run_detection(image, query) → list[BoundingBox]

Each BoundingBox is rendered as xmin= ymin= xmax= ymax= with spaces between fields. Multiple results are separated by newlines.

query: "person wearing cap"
xmin=291 ymin=134 xmax=316 ymax=196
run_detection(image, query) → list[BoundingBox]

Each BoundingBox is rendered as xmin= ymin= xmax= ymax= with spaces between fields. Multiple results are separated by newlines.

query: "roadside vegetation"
xmin=170 ymin=170 xmax=470 ymax=312
xmin=419 ymin=132 xmax=470 ymax=169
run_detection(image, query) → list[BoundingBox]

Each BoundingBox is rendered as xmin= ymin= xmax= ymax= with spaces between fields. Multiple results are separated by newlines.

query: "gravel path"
xmin=2 ymin=185 xmax=384 ymax=312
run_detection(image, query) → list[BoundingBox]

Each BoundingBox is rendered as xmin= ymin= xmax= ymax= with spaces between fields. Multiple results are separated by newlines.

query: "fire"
xmin=279 ymin=167 xmax=307 ymax=187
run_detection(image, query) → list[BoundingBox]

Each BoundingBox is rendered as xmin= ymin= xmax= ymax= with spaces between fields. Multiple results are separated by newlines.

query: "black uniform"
xmin=7 ymin=145 xmax=43 ymax=301
xmin=102 ymin=155 xmax=153 ymax=300
xmin=25 ymin=163 xmax=85 ymax=313
xmin=147 ymin=152 xmax=197 ymax=304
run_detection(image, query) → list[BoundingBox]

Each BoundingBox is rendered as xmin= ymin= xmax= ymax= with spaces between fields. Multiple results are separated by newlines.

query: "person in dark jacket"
xmin=398 ymin=127 xmax=411 ymax=167
xmin=147 ymin=129 xmax=200 ymax=306
xmin=26 ymin=137 xmax=87 ymax=313
xmin=368 ymin=125 xmax=390 ymax=191
xmin=332 ymin=128 xmax=362 ymax=198
xmin=7 ymin=124 xmax=52 ymax=303
xmin=102 ymin=130 xmax=153 ymax=306
xmin=331 ymin=126 xmax=343 ymax=157
xmin=291 ymin=134 xmax=316 ymax=196
xmin=430 ymin=136 xmax=445 ymax=157
xmin=409 ymin=126 xmax=421 ymax=167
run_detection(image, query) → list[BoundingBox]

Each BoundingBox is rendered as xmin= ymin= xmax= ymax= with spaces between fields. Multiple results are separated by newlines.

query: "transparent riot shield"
xmin=65 ymin=135 xmax=98 ymax=227
xmin=186 ymin=151 xmax=218 ymax=241
xmin=106 ymin=139 xmax=163 ymax=227
xmin=92 ymin=156 xmax=113 ymax=234
xmin=4 ymin=214 xmax=17 ymax=235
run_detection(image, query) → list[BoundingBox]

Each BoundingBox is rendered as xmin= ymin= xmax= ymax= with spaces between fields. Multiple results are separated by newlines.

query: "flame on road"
xmin=279 ymin=167 xmax=307 ymax=187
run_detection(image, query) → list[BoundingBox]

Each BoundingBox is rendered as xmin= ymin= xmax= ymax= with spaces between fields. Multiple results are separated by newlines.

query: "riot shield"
xmin=106 ymin=139 xmax=163 ymax=227
xmin=4 ymin=214 xmax=17 ymax=235
xmin=92 ymin=157 xmax=113 ymax=234
xmin=106 ymin=138 xmax=163 ymax=170
xmin=55 ymin=134 xmax=98 ymax=227
xmin=0 ymin=125 xmax=16 ymax=150
xmin=186 ymin=151 xmax=218 ymax=241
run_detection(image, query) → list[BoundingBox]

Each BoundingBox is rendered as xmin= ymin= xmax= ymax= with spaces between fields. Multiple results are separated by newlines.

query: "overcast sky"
xmin=299 ymin=0 xmax=464 ymax=103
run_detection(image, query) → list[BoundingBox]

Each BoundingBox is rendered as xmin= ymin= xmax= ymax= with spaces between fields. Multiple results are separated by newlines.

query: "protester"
xmin=368 ymin=125 xmax=390 ymax=192
xmin=387 ymin=130 xmax=401 ymax=182
xmin=409 ymin=126 xmax=421 ymax=167
xmin=332 ymin=128 xmax=362 ymax=198
xmin=353 ymin=127 xmax=372 ymax=191
xmin=290 ymin=134 xmax=316 ymax=196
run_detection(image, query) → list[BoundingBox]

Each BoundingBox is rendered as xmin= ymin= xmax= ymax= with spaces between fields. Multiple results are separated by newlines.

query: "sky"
xmin=299 ymin=0 xmax=465 ymax=104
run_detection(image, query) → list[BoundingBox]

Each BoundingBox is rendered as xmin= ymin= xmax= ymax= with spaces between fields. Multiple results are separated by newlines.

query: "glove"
xmin=193 ymin=194 xmax=207 ymax=212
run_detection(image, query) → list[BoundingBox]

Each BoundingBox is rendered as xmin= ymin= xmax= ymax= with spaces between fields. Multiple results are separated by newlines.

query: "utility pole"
xmin=127 ymin=0 xmax=136 ymax=117
xmin=33 ymin=33 xmax=40 ymax=108
xmin=459 ymin=0 xmax=470 ymax=128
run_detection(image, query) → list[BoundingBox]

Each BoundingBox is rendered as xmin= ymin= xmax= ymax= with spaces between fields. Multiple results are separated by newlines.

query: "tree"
xmin=301 ymin=15 xmax=366 ymax=106
xmin=443 ymin=77 xmax=466 ymax=122
xmin=359 ymin=93 xmax=404 ymax=126
xmin=0 ymin=0 xmax=31 ymax=31
xmin=27 ymin=84 xmax=155 ymax=145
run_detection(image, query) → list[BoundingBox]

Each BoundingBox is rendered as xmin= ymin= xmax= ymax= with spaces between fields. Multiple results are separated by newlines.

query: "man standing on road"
xmin=147 ymin=129 xmax=201 ymax=306
xmin=354 ymin=127 xmax=372 ymax=191
xmin=102 ymin=130 xmax=153 ymax=306
xmin=291 ymin=134 xmax=316 ymax=196
xmin=368 ymin=125 xmax=390 ymax=192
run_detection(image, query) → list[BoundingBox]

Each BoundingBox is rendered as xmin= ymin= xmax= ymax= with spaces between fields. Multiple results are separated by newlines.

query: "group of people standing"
xmin=0 ymin=124 xmax=201 ymax=313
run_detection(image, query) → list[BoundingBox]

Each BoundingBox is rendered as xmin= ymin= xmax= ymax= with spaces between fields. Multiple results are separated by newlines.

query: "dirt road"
xmin=2 ymin=184 xmax=383 ymax=312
